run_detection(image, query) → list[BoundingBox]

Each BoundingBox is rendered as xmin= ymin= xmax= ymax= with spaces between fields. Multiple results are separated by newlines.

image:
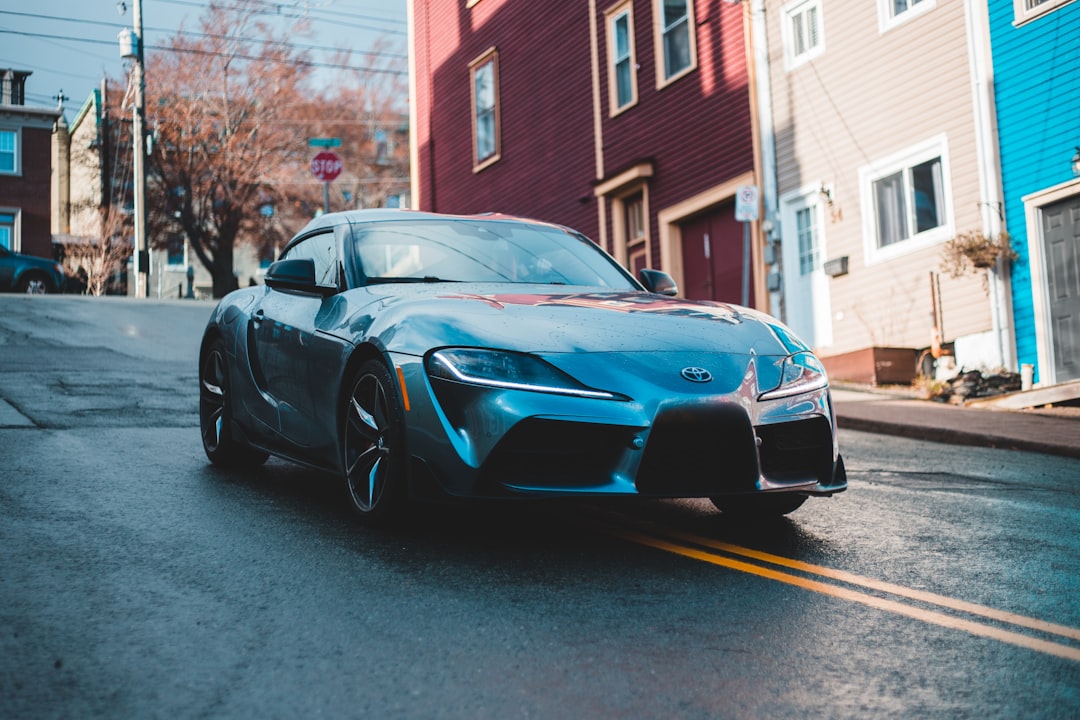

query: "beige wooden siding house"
xmin=760 ymin=0 xmax=1010 ymax=383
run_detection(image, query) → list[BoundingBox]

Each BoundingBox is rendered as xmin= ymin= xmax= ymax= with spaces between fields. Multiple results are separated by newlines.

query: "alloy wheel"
xmin=345 ymin=372 xmax=392 ymax=513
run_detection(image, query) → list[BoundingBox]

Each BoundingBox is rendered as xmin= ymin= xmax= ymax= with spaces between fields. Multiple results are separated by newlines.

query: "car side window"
xmin=283 ymin=231 xmax=338 ymax=287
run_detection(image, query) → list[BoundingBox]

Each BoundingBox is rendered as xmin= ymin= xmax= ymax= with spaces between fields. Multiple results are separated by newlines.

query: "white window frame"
xmin=877 ymin=0 xmax=935 ymax=34
xmin=469 ymin=48 xmax=501 ymax=172
xmin=859 ymin=134 xmax=954 ymax=265
xmin=781 ymin=0 xmax=825 ymax=71
xmin=0 ymin=128 xmax=20 ymax=176
xmin=606 ymin=1 xmax=638 ymax=116
xmin=0 ymin=208 xmax=21 ymax=251
xmin=653 ymin=0 xmax=697 ymax=89
xmin=1013 ymin=0 xmax=1077 ymax=26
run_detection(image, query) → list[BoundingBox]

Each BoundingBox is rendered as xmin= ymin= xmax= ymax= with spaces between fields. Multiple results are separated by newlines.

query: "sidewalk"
xmin=831 ymin=386 xmax=1080 ymax=460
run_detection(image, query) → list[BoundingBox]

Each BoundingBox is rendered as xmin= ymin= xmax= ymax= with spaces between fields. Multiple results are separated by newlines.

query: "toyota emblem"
xmin=680 ymin=366 xmax=713 ymax=383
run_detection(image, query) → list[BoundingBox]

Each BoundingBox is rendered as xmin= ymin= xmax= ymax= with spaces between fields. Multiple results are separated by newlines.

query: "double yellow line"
xmin=610 ymin=523 xmax=1080 ymax=663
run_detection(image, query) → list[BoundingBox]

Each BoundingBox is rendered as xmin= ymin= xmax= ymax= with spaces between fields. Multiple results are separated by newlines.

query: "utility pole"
xmin=132 ymin=0 xmax=147 ymax=298
xmin=119 ymin=0 xmax=147 ymax=297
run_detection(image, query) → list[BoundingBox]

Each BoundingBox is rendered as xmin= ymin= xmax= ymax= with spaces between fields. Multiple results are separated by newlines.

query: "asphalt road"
xmin=1 ymin=295 xmax=1078 ymax=719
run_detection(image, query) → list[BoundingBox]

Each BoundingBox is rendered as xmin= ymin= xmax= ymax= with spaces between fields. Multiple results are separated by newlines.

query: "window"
xmin=1013 ymin=0 xmax=1076 ymax=25
xmin=782 ymin=0 xmax=825 ymax=70
xmin=796 ymin=206 xmax=820 ymax=275
xmin=606 ymin=3 xmax=638 ymax=115
xmin=0 ymin=130 xmax=17 ymax=174
xmin=654 ymin=0 xmax=696 ymax=86
xmin=284 ymin=232 xmax=339 ymax=287
xmin=165 ymin=234 xmax=186 ymax=267
xmin=0 ymin=211 xmax=14 ymax=250
xmin=860 ymin=135 xmax=953 ymax=262
xmin=625 ymin=193 xmax=648 ymax=276
xmin=469 ymin=49 xmax=501 ymax=171
xmin=877 ymin=0 xmax=934 ymax=32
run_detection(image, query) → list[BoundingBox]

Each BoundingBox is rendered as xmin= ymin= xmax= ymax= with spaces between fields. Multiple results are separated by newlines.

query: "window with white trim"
xmin=878 ymin=0 xmax=935 ymax=33
xmin=782 ymin=0 xmax=825 ymax=70
xmin=0 ymin=211 xmax=15 ymax=250
xmin=625 ymin=192 xmax=647 ymax=276
xmin=470 ymin=49 xmax=501 ymax=170
xmin=607 ymin=2 xmax=638 ymax=114
xmin=860 ymin=136 xmax=953 ymax=262
xmin=655 ymin=0 xmax=696 ymax=85
xmin=1013 ymin=0 xmax=1076 ymax=25
xmin=0 ymin=130 xmax=17 ymax=174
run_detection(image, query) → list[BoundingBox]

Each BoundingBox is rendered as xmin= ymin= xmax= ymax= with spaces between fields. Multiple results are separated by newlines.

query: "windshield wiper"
xmin=365 ymin=276 xmax=462 ymax=285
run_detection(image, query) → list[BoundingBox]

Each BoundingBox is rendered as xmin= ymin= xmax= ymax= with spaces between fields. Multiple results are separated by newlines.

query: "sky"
xmin=0 ymin=0 xmax=408 ymax=119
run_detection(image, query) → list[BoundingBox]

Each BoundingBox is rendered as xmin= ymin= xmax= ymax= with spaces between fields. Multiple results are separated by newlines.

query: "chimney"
xmin=1 ymin=69 xmax=32 ymax=106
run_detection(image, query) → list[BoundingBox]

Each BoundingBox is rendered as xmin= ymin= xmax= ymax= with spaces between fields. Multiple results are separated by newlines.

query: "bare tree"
xmin=144 ymin=1 xmax=315 ymax=297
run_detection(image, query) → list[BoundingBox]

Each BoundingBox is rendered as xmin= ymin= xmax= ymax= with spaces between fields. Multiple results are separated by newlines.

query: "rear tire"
xmin=710 ymin=494 xmax=806 ymax=517
xmin=18 ymin=273 xmax=53 ymax=295
xmin=342 ymin=359 xmax=407 ymax=523
xmin=199 ymin=337 xmax=268 ymax=468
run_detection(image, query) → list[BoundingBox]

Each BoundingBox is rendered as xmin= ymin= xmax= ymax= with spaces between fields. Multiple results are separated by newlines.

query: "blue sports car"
xmin=199 ymin=210 xmax=846 ymax=522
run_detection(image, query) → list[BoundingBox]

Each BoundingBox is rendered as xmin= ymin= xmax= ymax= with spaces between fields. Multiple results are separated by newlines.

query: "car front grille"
xmin=635 ymin=404 xmax=760 ymax=496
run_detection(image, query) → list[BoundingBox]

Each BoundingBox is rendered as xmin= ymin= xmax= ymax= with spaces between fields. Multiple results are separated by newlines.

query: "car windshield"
xmin=347 ymin=218 xmax=638 ymax=289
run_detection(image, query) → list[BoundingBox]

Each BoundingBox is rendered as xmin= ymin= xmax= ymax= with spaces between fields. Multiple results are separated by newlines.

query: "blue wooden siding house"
xmin=988 ymin=0 xmax=1080 ymax=385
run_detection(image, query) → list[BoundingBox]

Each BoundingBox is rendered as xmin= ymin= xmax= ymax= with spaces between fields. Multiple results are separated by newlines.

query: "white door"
xmin=781 ymin=191 xmax=833 ymax=349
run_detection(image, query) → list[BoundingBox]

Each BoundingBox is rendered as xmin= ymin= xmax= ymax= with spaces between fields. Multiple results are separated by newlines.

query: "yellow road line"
xmin=614 ymin=528 xmax=1080 ymax=663
xmin=658 ymin=528 xmax=1080 ymax=644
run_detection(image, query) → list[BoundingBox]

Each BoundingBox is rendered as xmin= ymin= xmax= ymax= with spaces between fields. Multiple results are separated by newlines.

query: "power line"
xmin=154 ymin=0 xmax=407 ymax=35
xmin=0 ymin=29 xmax=406 ymax=76
xmin=0 ymin=10 xmax=407 ymax=61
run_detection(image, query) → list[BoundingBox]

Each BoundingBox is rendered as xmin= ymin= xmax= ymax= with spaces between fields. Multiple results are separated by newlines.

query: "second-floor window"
xmin=860 ymin=135 xmax=953 ymax=261
xmin=879 ymin=0 xmax=934 ymax=32
xmin=782 ymin=0 xmax=825 ymax=70
xmin=607 ymin=3 xmax=638 ymax=114
xmin=470 ymin=49 xmax=501 ymax=170
xmin=0 ymin=130 xmax=17 ymax=174
xmin=655 ymin=0 xmax=696 ymax=86
xmin=1014 ymin=0 xmax=1074 ymax=25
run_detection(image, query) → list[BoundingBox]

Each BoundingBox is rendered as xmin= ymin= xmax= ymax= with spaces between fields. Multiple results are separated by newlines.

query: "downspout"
xmin=964 ymin=0 xmax=1014 ymax=371
xmin=749 ymin=0 xmax=780 ymax=318
xmin=588 ymin=0 xmax=608 ymax=252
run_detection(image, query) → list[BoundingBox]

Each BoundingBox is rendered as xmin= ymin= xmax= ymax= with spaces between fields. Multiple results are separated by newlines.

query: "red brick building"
xmin=409 ymin=0 xmax=766 ymax=306
xmin=0 ymin=70 xmax=60 ymax=259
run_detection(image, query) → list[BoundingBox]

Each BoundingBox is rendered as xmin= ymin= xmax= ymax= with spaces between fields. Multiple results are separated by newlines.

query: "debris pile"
xmin=934 ymin=370 xmax=1022 ymax=404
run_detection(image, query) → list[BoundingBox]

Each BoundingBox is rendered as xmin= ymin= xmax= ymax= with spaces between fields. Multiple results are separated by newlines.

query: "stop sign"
xmin=310 ymin=151 xmax=343 ymax=182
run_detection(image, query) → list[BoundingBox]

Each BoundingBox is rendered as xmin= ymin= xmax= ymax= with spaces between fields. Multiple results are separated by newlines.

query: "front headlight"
xmin=428 ymin=348 xmax=620 ymax=400
xmin=759 ymin=351 xmax=828 ymax=401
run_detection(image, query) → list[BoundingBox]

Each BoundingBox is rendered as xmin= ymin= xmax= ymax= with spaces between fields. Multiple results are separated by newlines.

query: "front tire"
xmin=343 ymin=359 xmax=407 ymax=523
xmin=710 ymin=493 xmax=806 ymax=517
xmin=199 ymin=338 xmax=268 ymax=468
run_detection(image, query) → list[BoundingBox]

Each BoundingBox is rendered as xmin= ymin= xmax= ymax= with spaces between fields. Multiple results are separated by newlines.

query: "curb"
xmin=835 ymin=415 xmax=1080 ymax=460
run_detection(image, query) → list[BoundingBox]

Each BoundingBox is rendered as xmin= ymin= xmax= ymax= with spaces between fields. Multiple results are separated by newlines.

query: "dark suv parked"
xmin=0 ymin=245 xmax=66 ymax=294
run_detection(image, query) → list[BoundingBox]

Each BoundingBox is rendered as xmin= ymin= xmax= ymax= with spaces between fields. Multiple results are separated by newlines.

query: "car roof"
xmin=294 ymin=208 xmax=570 ymax=236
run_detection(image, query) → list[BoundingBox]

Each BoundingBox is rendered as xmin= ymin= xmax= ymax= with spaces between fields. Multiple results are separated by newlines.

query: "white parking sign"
xmin=735 ymin=185 xmax=759 ymax=222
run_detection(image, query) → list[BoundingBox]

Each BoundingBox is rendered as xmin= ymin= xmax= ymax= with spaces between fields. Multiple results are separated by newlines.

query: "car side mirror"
xmin=265 ymin=258 xmax=336 ymax=297
xmin=639 ymin=269 xmax=678 ymax=297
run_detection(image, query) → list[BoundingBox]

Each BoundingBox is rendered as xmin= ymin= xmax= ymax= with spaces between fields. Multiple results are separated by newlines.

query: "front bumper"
xmin=393 ymin=351 xmax=847 ymax=501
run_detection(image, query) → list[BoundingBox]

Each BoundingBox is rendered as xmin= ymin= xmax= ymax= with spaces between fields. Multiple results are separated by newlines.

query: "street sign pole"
xmin=309 ymin=146 xmax=343 ymax=215
xmin=735 ymin=185 xmax=760 ymax=308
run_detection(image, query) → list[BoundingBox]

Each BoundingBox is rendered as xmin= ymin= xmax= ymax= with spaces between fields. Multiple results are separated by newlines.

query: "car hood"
xmin=332 ymin=284 xmax=809 ymax=359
